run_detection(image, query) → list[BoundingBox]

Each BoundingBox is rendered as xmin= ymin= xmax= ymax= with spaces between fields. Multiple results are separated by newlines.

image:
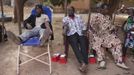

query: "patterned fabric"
xmin=62 ymin=14 xmax=86 ymax=36
xmin=89 ymin=13 xmax=123 ymax=63
xmin=124 ymin=16 xmax=134 ymax=48
xmin=125 ymin=31 xmax=134 ymax=48
xmin=124 ymin=16 xmax=134 ymax=32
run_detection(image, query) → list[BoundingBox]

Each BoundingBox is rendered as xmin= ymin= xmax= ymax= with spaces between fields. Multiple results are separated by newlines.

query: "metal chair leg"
xmin=17 ymin=45 xmax=21 ymax=75
xmin=17 ymin=39 xmax=52 ymax=74
xmin=48 ymin=42 xmax=52 ymax=74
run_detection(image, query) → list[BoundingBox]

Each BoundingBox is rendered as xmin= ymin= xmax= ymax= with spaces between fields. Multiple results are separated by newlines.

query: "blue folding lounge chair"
xmin=17 ymin=6 xmax=52 ymax=75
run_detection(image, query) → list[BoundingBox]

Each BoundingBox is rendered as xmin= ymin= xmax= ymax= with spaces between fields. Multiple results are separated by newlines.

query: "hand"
xmin=63 ymin=27 xmax=68 ymax=36
xmin=23 ymin=22 xmax=28 ymax=29
xmin=26 ymin=23 xmax=33 ymax=29
xmin=63 ymin=25 xmax=69 ymax=35
xmin=23 ymin=22 xmax=32 ymax=29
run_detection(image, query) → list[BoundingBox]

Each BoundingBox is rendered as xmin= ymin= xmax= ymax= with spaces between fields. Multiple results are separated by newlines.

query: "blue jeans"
xmin=19 ymin=27 xmax=45 ymax=42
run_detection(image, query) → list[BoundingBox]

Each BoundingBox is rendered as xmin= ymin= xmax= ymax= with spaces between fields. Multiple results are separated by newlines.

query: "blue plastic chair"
xmin=17 ymin=6 xmax=52 ymax=75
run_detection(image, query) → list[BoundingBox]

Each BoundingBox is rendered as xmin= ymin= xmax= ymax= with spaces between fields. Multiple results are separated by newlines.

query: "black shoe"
xmin=7 ymin=31 xmax=21 ymax=45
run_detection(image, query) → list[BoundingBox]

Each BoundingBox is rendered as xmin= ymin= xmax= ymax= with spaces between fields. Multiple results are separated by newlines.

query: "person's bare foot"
xmin=7 ymin=31 xmax=21 ymax=45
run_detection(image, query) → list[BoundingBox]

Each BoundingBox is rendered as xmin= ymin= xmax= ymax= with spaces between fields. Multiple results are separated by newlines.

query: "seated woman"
xmin=7 ymin=4 xmax=52 ymax=45
xmin=123 ymin=9 xmax=134 ymax=62
xmin=89 ymin=3 xmax=128 ymax=69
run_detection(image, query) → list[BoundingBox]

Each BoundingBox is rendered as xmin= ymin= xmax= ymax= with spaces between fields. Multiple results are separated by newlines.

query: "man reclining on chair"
xmin=7 ymin=4 xmax=52 ymax=45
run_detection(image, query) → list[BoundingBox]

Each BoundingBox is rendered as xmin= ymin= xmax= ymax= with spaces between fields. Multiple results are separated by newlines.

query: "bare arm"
xmin=62 ymin=22 xmax=69 ymax=36
xmin=45 ymin=21 xmax=52 ymax=34
xmin=62 ymin=17 xmax=69 ymax=35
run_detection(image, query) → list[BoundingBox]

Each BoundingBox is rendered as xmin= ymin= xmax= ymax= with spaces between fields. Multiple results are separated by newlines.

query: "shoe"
xmin=116 ymin=62 xmax=129 ymax=69
xmin=79 ymin=63 xmax=88 ymax=73
xmin=98 ymin=61 xmax=106 ymax=69
xmin=7 ymin=31 xmax=21 ymax=45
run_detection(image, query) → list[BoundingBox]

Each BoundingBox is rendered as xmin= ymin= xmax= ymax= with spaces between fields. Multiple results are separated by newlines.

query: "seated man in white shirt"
xmin=7 ymin=4 xmax=52 ymax=45
xmin=63 ymin=6 xmax=88 ymax=72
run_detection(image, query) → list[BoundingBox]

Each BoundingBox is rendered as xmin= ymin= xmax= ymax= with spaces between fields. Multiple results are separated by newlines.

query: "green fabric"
xmin=124 ymin=16 xmax=134 ymax=31
xmin=127 ymin=16 xmax=134 ymax=24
